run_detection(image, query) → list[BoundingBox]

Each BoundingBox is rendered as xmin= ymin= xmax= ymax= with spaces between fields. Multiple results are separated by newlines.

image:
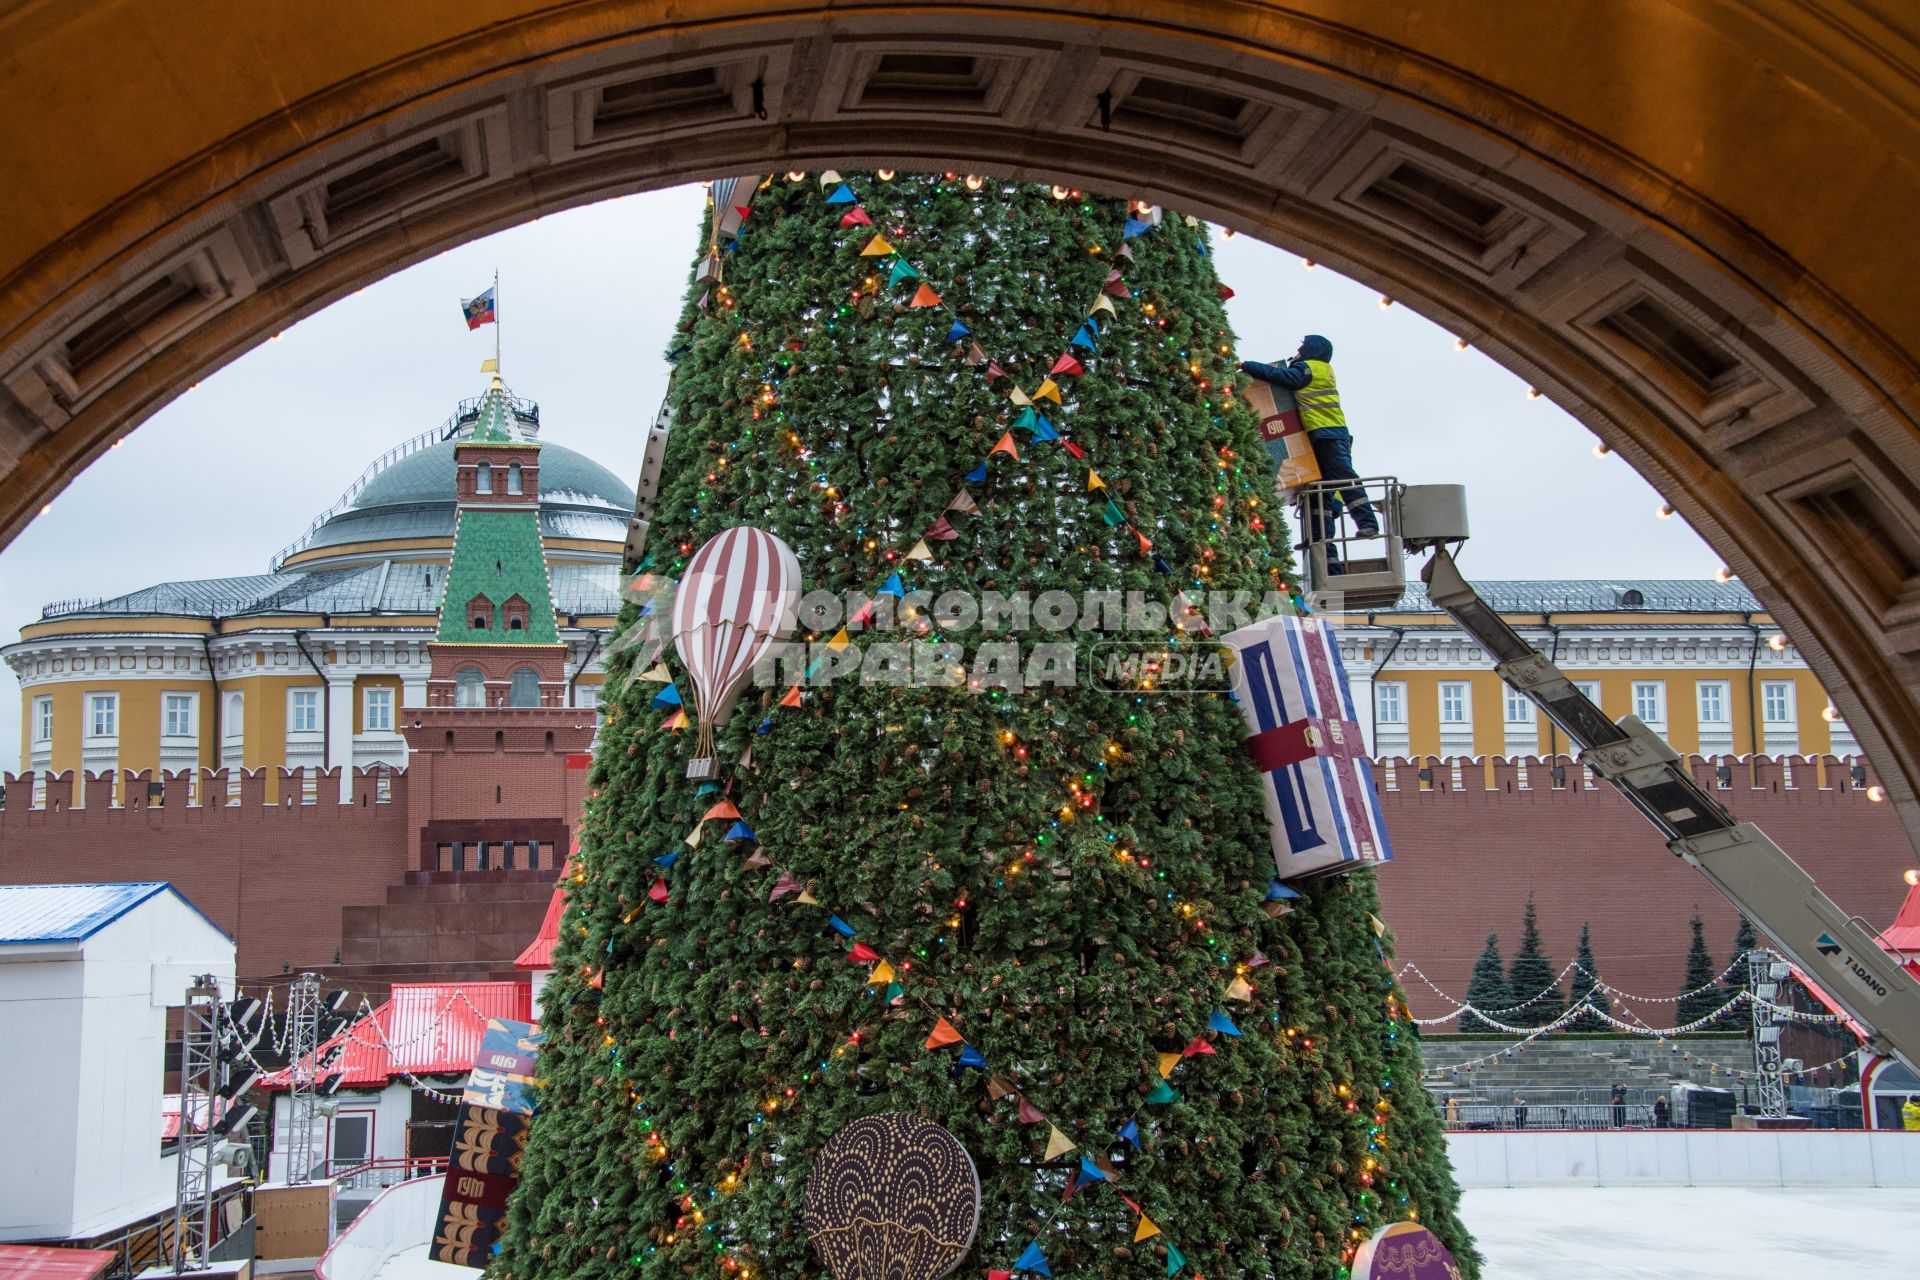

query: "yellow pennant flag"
xmin=795 ymin=888 xmax=820 ymax=905
xmin=905 ymin=539 xmax=934 ymax=561
xmin=1134 ymin=1214 xmax=1161 ymax=1243
xmin=1158 ymin=1052 xmax=1182 ymax=1078
xmin=869 ymin=959 xmax=895 ymax=985
xmin=827 ymin=627 xmax=852 ymax=652
xmin=1089 ymin=294 xmax=1117 ymax=318
xmin=1043 ymin=1124 xmax=1075 ymax=1160
xmin=1034 ymin=378 xmax=1062 ymax=404
xmin=666 ymin=709 xmax=689 ymax=731
xmin=637 ymin=663 xmax=673 ymax=683
xmin=1367 ymin=912 xmax=1387 ymax=938
xmin=1087 ymin=469 xmax=1106 ymax=491
xmin=860 ymin=234 xmax=894 ymax=257
xmin=1225 ymin=976 xmax=1254 ymax=1002
xmin=1008 ymin=386 xmax=1032 ymax=407
xmin=685 ymin=826 xmax=704 ymax=849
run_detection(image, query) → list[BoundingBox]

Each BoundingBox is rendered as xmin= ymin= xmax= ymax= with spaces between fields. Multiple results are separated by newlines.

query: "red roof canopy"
xmin=0 ymin=1248 xmax=116 ymax=1280
xmin=515 ymin=883 xmax=565 ymax=970
xmin=1880 ymin=881 xmax=1920 ymax=960
xmin=265 ymin=981 xmax=531 ymax=1090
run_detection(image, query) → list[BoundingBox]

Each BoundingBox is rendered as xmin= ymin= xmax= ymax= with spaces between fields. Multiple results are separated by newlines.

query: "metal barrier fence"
xmin=1445 ymin=1102 xmax=1659 ymax=1131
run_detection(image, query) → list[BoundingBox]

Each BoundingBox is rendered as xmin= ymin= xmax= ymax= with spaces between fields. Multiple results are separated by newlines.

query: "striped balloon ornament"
xmin=670 ymin=526 xmax=802 ymax=777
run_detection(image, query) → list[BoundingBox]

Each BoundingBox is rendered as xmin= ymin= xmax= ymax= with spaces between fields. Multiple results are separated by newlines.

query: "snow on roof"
xmin=265 ymin=981 xmax=531 ymax=1090
xmin=0 ymin=882 xmax=225 ymax=945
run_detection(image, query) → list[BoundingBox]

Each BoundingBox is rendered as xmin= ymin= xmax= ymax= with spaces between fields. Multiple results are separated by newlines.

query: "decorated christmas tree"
xmin=492 ymin=174 xmax=1475 ymax=1280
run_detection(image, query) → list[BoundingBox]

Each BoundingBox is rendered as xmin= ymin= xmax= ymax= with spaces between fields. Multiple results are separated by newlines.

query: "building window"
xmin=32 ymin=696 xmax=52 ymax=743
xmin=507 ymin=462 xmax=523 ymax=495
xmin=508 ymin=667 xmax=540 ymax=708
xmin=476 ymin=461 xmax=493 ymax=494
xmin=1632 ymin=680 xmax=1666 ymax=725
xmin=1374 ymin=682 xmax=1405 ymax=725
xmin=224 ymin=693 xmax=244 ymax=739
xmin=1572 ymin=680 xmax=1602 ymax=709
xmin=1697 ymin=681 xmax=1730 ymax=725
xmin=502 ymin=594 xmax=530 ymax=632
xmin=1763 ymin=681 xmax=1795 ymax=725
xmin=1504 ymin=688 xmax=1532 ymax=724
xmin=467 ymin=594 xmax=493 ymax=632
xmin=1439 ymin=682 xmax=1469 ymax=724
xmin=364 ymin=686 xmax=393 ymax=733
xmin=87 ymin=693 xmax=118 ymax=739
xmin=455 ymin=667 xmax=486 ymax=708
xmin=289 ymin=688 xmax=320 ymax=733
xmin=164 ymin=693 xmax=196 ymax=738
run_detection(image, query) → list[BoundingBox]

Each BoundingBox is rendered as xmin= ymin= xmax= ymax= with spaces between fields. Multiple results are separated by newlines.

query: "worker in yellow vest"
xmin=1242 ymin=335 xmax=1380 ymax=563
xmin=1903 ymin=1095 xmax=1920 ymax=1131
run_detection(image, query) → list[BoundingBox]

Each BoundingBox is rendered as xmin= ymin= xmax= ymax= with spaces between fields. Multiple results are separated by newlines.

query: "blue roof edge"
xmin=0 ymin=881 xmax=233 ymax=946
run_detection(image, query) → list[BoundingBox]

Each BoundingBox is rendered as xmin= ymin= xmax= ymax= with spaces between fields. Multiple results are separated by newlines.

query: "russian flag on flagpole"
xmin=462 ymin=287 xmax=497 ymax=330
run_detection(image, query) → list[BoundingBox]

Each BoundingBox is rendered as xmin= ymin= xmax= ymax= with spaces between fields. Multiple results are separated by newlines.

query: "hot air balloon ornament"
xmin=805 ymin=1114 xmax=980 ymax=1280
xmin=670 ymin=526 xmax=802 ymax=779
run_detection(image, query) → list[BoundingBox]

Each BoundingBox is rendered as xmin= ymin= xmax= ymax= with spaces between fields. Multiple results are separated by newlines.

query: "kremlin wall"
xmin=1 ymin=384 xmax=1913 ymax=1019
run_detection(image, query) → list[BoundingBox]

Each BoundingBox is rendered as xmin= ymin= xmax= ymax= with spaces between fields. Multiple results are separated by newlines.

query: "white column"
xmin=327 ymin=673 xmax=356 ymax=801
xmin=401 ymin=673 xmax=429 ymax=711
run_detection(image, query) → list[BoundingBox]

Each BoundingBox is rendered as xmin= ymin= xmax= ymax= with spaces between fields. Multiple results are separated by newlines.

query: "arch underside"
xmin=2 ymin=2 xmax=1919 ymax=843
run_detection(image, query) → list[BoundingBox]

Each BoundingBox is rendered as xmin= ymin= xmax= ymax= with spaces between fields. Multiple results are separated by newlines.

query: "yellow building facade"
xmin=6 ymin=391 xmax=627 ymax=802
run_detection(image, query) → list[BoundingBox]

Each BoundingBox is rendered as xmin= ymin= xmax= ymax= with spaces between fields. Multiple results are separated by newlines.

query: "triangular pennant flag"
xmin=1050 ymin=352 xmax=1084 ymax=376
xmin=1008 ymin=386 xmax=1032 ymax=407
xmin=878 ymin=571 xmax=905 ymax=597
xmin=1089 ymin=294 xmax=1117 ymax=317
xmin=654 ymin=851 xmax=679 ymax=870
xmin=1102 ymin=499 xmax=1126 ymax=527
xmin=733 ymin=206 xmax=752 ymax=222
xmin=868 ymin=959 xmax=895 ymax=985
xmin=1158 ymin=1052 xmax=1182 ymax=1078
xmin=1018 ymin=1097 xmax=1045 ymax=1124
xmin=1224 ymin=976 xmax=1253 ymax=1001
xmin=1146 ymin=1079 xmax=1179 ymax=1103
xmin=1062 ymin=440 xmax=1084 ymax=459
xmin=1134 ymin=1214 xmax=1161 ymax=1243
xmin=825 ymin=183 xmax=857 ymax=204
xmin=1087 ymin=469 xmax=1107 ymax=491
xmin=1043 ymin=1124 xmax=1075 ymax=1160
xmin=684 ymin=823 xmax=705 ymax=849
xmin=742 ymin=848 xmax=772 ymax=870
xmin=1367 ymin=912 xmax=1388 ymax=938
xmin=848 ymin=942 xmax=881 ymax=963
xmin=861 ymin=234 xmax=894 ymax=257
xmin=989 ymin=1272 xmax=1013 ymax=1280
xmin=636 ymin=663 xmax=672 ymax=683
xmin=828 ymin=914 xmax=856 ymax=937
xmin=948 ymin=489 xmax=978 ymax=513
xmin=780 ymin=685 xmax=804 ymax=708
xmin=1119 ymin=1119 xmax=1140 ymax=1149
xmin=1104 ymin=271 xmax=1131 ymax=298
xmin=925 ymin=516 xmax=959 ymax=541
xmin=652 ymin=683 xmax=682 ymax=708
xmin=648 ymin=877 xmax=670 ymax=904
xmin=1079 ymin=1155 xmax=1108 ymax=1182
xmin=1013 ymin=406 xmax=1039 ymax=432
xmin=1118 ymin=242 xmax=1134 ymax=260
xmin=987 ymin=1074 xmax=1017 ymax=1099
xmin=886 ymin=982 xmax=905 ymax=1004
xmin=1207 ymin=1010 xmax=1243 ymax=1037
xmin=1166 ymin=1243 xmax=1186 ymax=1276
xmin=1071 ymin=323 xmax=1099 ymax=349
xmin=665 ymin=709 xmax=690 ymax=731
xmin=1029 ymin=415 xmax=1058 ymax=443
xmin=725 ymin=820 xmax=756 ymax=841
xmin=946 ymin=320 xmax=971 ymax=343
xmin=1182 ymin=1037 xmax=1215 ymax=1058
xmin=1265 ymin=879 xmax=1300 ymax=902
xmin=909 ymin=283 xmax=942 ymax=307
xmin=991 ymin=433 xmax=1020 ymax=459
xmin=985 ymin=359 xmax=1007 ymax=381
xmin=965 ymin=340 xmax=988 ymax=365
xmin=696 ymin=288 xmax=712 ymax=312
xmin=955 ymin=1043 xmax=987 ymax=1069
xmin=1134 ymin=527 xmax=1154 ymax=555
xmin=965 ymin=461 xmax=989 ymax=484
xmin=1061 ymin=1171 xmax=1086 ymax=1201
xmin=769 ymin=871 xmax=801 ymax=902
xmin=818 ymin=170 xmax=843 ymax=188
xmin=1153 ymin=553 xmax=1173 ymax=574
xmin=1248 ymin=949 xmax=1270 ymax=969
xmin=905 ymin=539 xmax=933 ymax=561
xmin=1217 ymin=283 xmax=1235 ymax=301
xmin=840 ymin=206 xmax=873 ymax=228
xmin=1183 ymin=214 xmax=1200 ymax=227
xmin=1123 ymin=216 xmax=1153 ymax=238
xmin=827 ymin=627 xmax=852 ymax=652
xmin=849 ymin=598 xmax=875 ymax=626
xmin=703 ymin=800 xmax=741 ymax=822
xmin=1033 ymin=378 xmax=1062 ymax=404
xmin=795 ymin=888 xmax=820 ymax=905
xmin=925 ymin=1018 xmax=963 ymax=1049
xmin=888 ymin=257 xmax=920 ymax=285
xmin=1014 ymin=1242 xmax=1050 ymax=1277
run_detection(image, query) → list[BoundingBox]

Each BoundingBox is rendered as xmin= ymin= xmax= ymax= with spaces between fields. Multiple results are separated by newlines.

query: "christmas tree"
xmin=1460 ymin=934 xmax=1510 ymax=1035
xmin=1676 ymin=911 xmax=1725 ymax=1028
xmin=1566 ymin=921 xmax=1611 ymax=1031
xmin=492 ymin=174 xmax=1475 ymax=1280
xmin=1503 ymin=896 xmax=1564 ymax=1029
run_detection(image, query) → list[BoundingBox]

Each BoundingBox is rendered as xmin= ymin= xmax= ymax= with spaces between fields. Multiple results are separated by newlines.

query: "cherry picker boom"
xmin=1421 ymin=546 xmax=1920 ymax=1075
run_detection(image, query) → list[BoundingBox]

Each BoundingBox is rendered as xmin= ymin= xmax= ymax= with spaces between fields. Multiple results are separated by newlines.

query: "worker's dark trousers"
xmin=1308 ymin=427 xmax=1378 ymax=540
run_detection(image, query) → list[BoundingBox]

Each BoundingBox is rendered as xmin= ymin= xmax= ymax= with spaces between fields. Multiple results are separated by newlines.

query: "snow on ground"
xmin=1461 ymin=1186 xmax=1917 ymax=1278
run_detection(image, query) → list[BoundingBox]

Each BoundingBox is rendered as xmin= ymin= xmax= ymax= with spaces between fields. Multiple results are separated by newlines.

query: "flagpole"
xmin=494 ymin=268 xmax=501 ymax=376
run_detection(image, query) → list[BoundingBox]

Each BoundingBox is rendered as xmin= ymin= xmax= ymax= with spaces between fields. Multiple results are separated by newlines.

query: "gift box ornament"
xmin=1223 ymin=612 xmax=1392 ymax=878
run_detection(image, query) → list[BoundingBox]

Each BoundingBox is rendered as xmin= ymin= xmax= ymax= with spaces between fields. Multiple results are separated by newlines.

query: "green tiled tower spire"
xmin=436 ymin=379 xmax=559 ymax=645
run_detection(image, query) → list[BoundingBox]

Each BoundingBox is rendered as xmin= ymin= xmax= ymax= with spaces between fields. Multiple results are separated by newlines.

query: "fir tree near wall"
xmin=1503 ymin=896 xmax=1563 ymax=1030
xmin=1566 ymin=922 xmax=1611 ymax=1031
xmin=1676 ymin=912 xmax=1725 ymax=1027
xmin=492 ymin=176 xmax=1475 ymax=1280
xmin=1459 ymin=936 xmax=1509 ymax=1035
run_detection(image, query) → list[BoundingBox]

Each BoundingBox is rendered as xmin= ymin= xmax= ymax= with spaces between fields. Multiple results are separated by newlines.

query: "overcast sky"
xmin=0 ymin=183 xmax=1721 ymax=769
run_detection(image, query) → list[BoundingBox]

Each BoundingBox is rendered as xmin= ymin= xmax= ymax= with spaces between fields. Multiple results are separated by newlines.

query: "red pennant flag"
xmin=1050 ymin=353 xmax=1085 ymax=376
xmin=769 ymin=870 xmax=801 ymax=902
xmin=1018 ymin=1098 xmax=1045 ymax=1124
xmin=780 ymin=685 xmax=803 ymax=708
xmin=1218 ymin=283 xmax=1235 ymax=301
xmin=733 ymin=206 xmax=751 ymax=221
xmin=925 ymin=516 xmax=959 ymax=542
xmin=985 ymin=360 xmax=1007 ymax=381
xmin=588 ymin=967 xmax=605 ymax=990
xmin=648 ymin=877 xmax=670 ymax=904
xmin=1061 ymin=440 xmax=1085 ymax=459
xmin=848 ymin=942 xmax=880 ymax=963
xmin=840 ymin=207 xmax=873 ymax=227
xmin=849 ymin=599 xmax=876 ymax=625
xmin=925 ymin=1017 xmax=964 ymax=1049
xmin=1183 ymin=1036 xmax=1216 ymax=1057
xmin=910 ymin=283 xmax=942 ymax=308
xmin=1103 ymin=269 xmax=1131 ymax=298
xmin=703 ymin=800 xmax=741 ymax=822
xmin=989 ymin=1271 xmax=1014 ymax=1280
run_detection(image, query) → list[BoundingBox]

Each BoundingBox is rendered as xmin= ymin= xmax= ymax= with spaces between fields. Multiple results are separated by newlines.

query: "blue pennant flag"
xmin=1071 ymin=323 xmax=1099 ymax=349
xmin=946 ymin=320 xmax=971 ymax=343
xmin=1029 ymin=415 xmax=1059 ymax=443
xmin=725 ymin=236 xmax=740 ymax=253
xmin=1078 ymin=1155 xmax=1108 ymax=1182
xmin=1152 ymin=553 xmax=1173 ymax=574
xmin=724 ymin=820 xmax=755 ymax=841
xmin=878 ymin=572 xmax=905 ymax=598
xmin=652 ymin=683 xmax=682 ymax=708
xmin=1208 ymin=1010 xmax=1243 ymax=1037
xmin=1123 ymin=217 xmax=1153 ymax=239
xmin=1195 ymin=236 xmax=1208 ymax=257
xmin=1015 ymin=1242 xmax=1051 ymax=1277
xmin=956 ymin=1043 xmax=988 ymax=1069
xmin=1266 ymin=878 xmax=1301 ymax=902
xmin=828 ymin=915 xmax=856 ymax=938
xmin=1118 ymin=1119 xmax=1140 ymax=1149
xmin=965 ymin=460 xmax=989 ymax=484
xmin=757 ymin=717 xmax=773 ymax=734
xmin=825 ymin=183 xmax=857 ymax=204
xmin=654 ymin=852 xmax=679 ymax=870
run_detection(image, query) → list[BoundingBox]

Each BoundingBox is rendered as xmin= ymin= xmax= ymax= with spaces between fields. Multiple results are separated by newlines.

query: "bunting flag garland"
xmin=1050 ymin=352 xmax=1084 ymax=376
xmin=1087 ymin=469 xmax=1105 ymax=492
xmin=817 ymin=170 xmax=842 ymax=187
xmin=860 ymin=234 xmax=894 ymax=256
xmin=828 ymin=914 xmax=856 ymax=937
xmin=1153 ymin=553 xmax=1173 ymax=574
xmin=839 ymin=207 xmax=873 ymax=228
xmin=825 ymin=183 xmax=857 ymax=204
xmin=1134 ymin=1214 xmax=1161 ymax=1243
xmin=1071 ymin=322 xmax=1100 ymax=347
xmin=652 ymin=684 xmax=682 ymax=708
xmin=946 ymin=320 xmax=972 ymax=343
xmin=741 ymin=848 xmax=771 ymax=870
xmin=868 ymin=959 xmax=895 ymax=984
xmin=948 ymin=489 xmax=978 ymax=513
xmin=1014 ymin=1242 xmax=1051 ymax=1277
xmin=1157 ymin=1052 xmax=1182 ymax=1078
xmin=1018 ymin=1097 xmax=1045 ymax=1124
xmin=991 ymin=433 xmax=1020 ymax=459
xmin=1102 ymin=500 xmax=1126 ymax=526
xmin=1118 ymin=1119 xmax=1140 ymax=1149
xmin=1207 ymin=1010 xmax=1243 ymax=1036
xmin=654 ymin=852 xmax=679 ymax=870
xmin=1078 ymin=1155 xmax=1108 ymax=1182
xmin=1182 ymin=1037 xmax=1215 ymax=1058
xmin=1042 ymin=1123 xmax=1075 ymax=1160
xmin=1103 ymin=269 xmax=1132 ymax=297
xmin=1146 ymin=1080 xmax=1179 ymax=1104
xmin=683 ymin=824 xmax=705 ymax=849
xmin=724 ymin=820 xmax=755 ymax=841
xmin=647 ymin=877 xmax=669 ymax=904
xmin=702 ymin=800 xmax=741 ymax=822
xmin=1224 ymin=976 xmax=1254 ymax=1001
xmin=905 ymin=539 xmax=934 ymax=561
xmin=779 ymin=685 xmax=804 ymax=708
xmin=1122 ymin=216 xmax=1153 ymax=238
xmin=987 ymin=1074 xmax=1017 ymax=1100
xmin=826 ymin=627 xmax=853 ymax=652
xmin=1089 ymin=294 xmax=1116 ymax=317
xmin=925 ymin=516 xmax=959 ymax=541
xmin=966 ymin=341 xmax=989 ymax=365
xmin=985 ymin=359 xmax=1007 ymax=380
xmin=964 ymin=460 xmax=989 ymax=484
xmin=955 ymin=1044 xmax=988 ymax=1069
xmin=888 ymin=258 xmax=920 ymax=285
xmin=910 ymin=283 xmax=942 ymax=307
xmin=1008 ymin=386 xmax=1032 ymax=407
xmin=1029 ymin=416 xmax=1059 ymax=443
xmin=664 ymin=709 xmax=689 ymax=731
xmin=1134 ymin=528 xmax=1154 ymax=555
xmin=1166 ymin=1243 xmax=1187 ymax=1276
xmin=847 ymin=942 xmax=880 ymax=963
xmin=1033 ymin=378 xmax=1062 ymax=404
xmin=878 ymin=571 xmax=905 ymax=597
xmin=924 ymin=1018 xmax=963 ymax=1048
xmin=636 ymin=663 xmax=672 ymax=683
xmin=768 ymin=871 xmax=802 ymax=902
xmin=794 ymin=888 xmax=820 ymax=905
xmin=1217 ymin=283 xmax=1235 ymax=301
xmin=989 ymin=1271 xmax=1013 ymax=1280
xmin=1013 ymin=406 xmax=1039 ymax=432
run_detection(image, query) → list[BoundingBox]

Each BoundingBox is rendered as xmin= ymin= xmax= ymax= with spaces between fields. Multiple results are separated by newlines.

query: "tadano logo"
xmin=1084 ymin=643 xmax=1231 ymax=694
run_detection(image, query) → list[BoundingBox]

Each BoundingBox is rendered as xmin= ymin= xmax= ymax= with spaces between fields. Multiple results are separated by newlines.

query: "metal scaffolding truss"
xmin=286 ymin=973 xmax=322 ymax=1184
xmin=172 ymin=976 xmax=222 ymax=1270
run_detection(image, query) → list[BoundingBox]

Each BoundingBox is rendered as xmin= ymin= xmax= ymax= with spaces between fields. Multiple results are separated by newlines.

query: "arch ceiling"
xmin=2 ymin=1 xmax=1919 ymax=842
